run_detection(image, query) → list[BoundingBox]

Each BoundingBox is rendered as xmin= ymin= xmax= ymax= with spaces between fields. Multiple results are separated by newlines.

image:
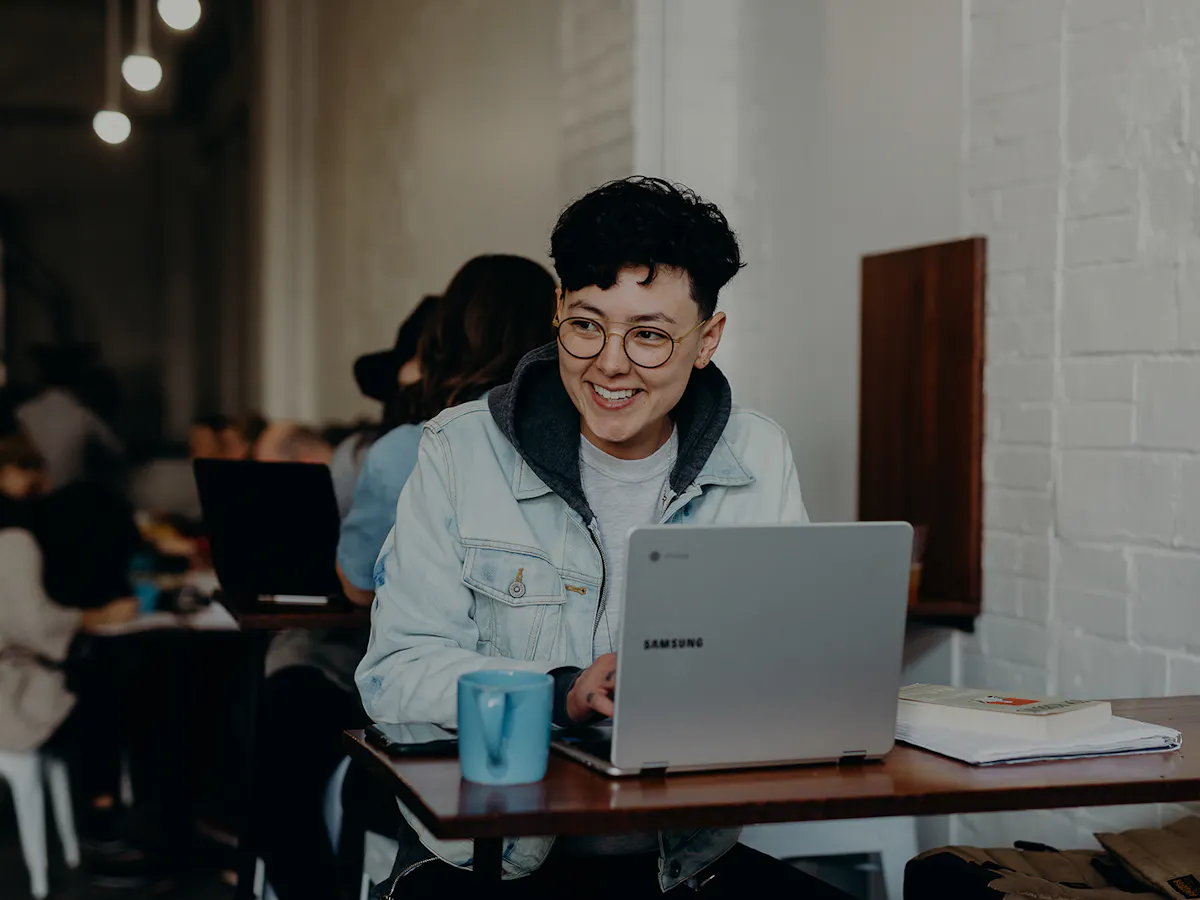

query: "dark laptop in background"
xmin=193 ymin=459 xmax=342 ymax=600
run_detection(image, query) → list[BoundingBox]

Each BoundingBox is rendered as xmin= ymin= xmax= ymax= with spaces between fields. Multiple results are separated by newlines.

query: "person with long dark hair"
xmin=336 ymin=254 xmax=556 ymax=602
xmin=255 ymin=255 xmax=553 ymax=900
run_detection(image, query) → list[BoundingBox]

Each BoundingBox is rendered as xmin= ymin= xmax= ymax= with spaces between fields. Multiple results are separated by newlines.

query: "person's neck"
xmin=582 ymin=417 xmax=673 ymax=461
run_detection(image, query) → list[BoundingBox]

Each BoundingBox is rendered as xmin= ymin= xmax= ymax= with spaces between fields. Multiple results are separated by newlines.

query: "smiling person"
xmin=357 ymin=178 xmax=813 ymax=899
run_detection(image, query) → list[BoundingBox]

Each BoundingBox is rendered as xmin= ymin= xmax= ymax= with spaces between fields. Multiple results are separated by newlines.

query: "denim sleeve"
xmin=336 ymin=429 xmax=421 ymax=591
xmin=355 ymin=428 xmax=554 ymax=727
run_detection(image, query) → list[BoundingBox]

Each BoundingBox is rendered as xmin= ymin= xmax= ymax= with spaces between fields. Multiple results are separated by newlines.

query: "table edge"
xmin=343 ymin=698 xmax=1200 ymax=839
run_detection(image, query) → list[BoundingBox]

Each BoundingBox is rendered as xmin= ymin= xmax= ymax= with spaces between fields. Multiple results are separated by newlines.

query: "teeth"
xmin=593 ymin=384 xmax=636 ymax=401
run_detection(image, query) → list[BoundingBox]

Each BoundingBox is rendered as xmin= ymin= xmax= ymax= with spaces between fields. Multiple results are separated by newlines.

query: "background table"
xmin=219 ymin=593 xmax=372 ymax=631
xmin=345 ymin=697 xmax=1200 ymax=881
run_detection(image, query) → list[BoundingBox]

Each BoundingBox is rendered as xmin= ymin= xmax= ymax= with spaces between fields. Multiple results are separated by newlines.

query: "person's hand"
xmin=81 ymin=597 xmax=139 ymax=631
xmin=566 ymin=653 xmax=617 ymax=723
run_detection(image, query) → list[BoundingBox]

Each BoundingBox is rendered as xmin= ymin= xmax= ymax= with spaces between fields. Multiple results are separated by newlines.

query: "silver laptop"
xmin=552 ymin=522 xmax=912 ymax=776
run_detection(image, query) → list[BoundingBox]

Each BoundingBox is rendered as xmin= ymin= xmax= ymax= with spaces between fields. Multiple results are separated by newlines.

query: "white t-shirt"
xmin=564 ymin=428 xmax=679 ymax=858
xmin=579 ymin=428 xmax=678 ymax=654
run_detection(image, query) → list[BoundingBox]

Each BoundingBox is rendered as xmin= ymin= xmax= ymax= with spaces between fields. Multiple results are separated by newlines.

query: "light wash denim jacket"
xmin=357 ymin=344 xmax=809 ymax=892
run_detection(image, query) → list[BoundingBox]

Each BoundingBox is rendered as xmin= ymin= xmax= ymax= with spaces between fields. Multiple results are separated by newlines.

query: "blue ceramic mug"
xmin=457 ymin=671 xmax=553 ymax=785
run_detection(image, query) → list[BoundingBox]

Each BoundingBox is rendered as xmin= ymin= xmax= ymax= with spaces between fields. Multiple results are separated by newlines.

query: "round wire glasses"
xmin=552 ymin=315 xmax=708 ymax=369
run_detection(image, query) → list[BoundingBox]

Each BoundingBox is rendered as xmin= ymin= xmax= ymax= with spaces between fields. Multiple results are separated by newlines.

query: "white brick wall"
xmin=1058 ymin=452 xmax=1178 ymax=541
xmin=966 ymin=0 xmax=1200 ymax=845
xmin=1138 ymin=362 xmax=1200 ymax=449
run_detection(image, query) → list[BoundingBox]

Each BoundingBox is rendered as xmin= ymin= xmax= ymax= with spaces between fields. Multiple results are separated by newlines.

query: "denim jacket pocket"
xmin=462 ymin=544 xmax=565 ymax=661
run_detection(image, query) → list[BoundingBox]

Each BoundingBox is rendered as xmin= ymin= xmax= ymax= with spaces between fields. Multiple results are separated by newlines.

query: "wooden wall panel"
xmin=859 ymin=237 xmax=985 ymax=619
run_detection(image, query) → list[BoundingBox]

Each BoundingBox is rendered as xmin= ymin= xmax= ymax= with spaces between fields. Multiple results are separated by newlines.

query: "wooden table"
xmin=219 ymin=592 xmax=372 ymax=631
xmin=345 ymin=697 xmax=1200 ymax=883
xmin=224 ymin=593 xmax=371 ymax=900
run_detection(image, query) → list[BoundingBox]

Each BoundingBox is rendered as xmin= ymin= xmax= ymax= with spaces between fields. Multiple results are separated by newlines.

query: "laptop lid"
xmin=610 ymin=522 xmax=912 ymax=772
xmin=193 ymin=459 xmax=342 ymax=598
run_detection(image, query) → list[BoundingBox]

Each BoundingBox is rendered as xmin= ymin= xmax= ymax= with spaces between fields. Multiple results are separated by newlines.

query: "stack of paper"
xmin=896 ymin=716 xmax=1182 ymax=766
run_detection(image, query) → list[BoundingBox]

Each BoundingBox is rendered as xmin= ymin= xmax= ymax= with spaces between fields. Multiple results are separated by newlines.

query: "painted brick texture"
xmin=966 ymin=0 xmax=1200 ymax=843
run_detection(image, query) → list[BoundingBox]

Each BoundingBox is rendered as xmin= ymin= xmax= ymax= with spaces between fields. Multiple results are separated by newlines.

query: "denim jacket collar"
xmin=489 ymin=343 xmax=749 ymax=518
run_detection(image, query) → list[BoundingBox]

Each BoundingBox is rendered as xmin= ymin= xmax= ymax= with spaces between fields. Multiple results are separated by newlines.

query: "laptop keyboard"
xmin=556 ymin=725 xmax=613 ymax=762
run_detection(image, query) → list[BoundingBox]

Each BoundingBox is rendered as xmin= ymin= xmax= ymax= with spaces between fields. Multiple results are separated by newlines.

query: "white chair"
xmin=741 ymin=817 xmax=918 ymax=900
xmin=324 ymin=756 xmax=352 ymax=852
xmin=0 ymin=751 xmax=82 ymax=899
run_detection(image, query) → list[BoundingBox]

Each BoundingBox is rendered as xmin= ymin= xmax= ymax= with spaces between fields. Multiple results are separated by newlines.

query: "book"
xmin=897 ymin=684 xmax=1112 ymax=741
xmin=896 ymin=716 xmax=1181 ymax=766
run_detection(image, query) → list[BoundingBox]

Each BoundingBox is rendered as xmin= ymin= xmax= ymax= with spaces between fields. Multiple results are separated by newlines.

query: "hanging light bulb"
xmin=157 ymin=0 xmax=201 ymax=31
xmin=93 ymin=110 xmax=133 ymax=144
xmin=94 ymin=0 xmax=130 ymax=145
xmin=122 ymin=55 xmax=162 ymax=92
xmin=123 ymin=0 xmax=162 ymax=91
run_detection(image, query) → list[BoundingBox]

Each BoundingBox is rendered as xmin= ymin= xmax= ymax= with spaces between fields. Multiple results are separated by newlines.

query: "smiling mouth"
xmin=589 ymin=383 xmax=642 ymax=409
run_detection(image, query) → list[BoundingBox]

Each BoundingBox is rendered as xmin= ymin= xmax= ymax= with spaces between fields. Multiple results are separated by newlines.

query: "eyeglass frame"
xmin=551 ymin=313 xmax=711 ymax=370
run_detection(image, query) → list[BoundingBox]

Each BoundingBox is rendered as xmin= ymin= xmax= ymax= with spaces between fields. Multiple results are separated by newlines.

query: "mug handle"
xmin=478 ymin=691 xmax=509 ymax=768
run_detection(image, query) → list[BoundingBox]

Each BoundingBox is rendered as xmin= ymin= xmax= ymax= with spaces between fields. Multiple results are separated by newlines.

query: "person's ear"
xmin=555 ymin=287 xmax=564 ymax=319
xmin=694 ymin=312 xmax=727 ymax=369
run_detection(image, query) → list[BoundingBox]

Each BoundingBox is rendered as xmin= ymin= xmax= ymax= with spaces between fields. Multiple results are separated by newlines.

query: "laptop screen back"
xmin=193 ymin=459 xmax=342 ymax=598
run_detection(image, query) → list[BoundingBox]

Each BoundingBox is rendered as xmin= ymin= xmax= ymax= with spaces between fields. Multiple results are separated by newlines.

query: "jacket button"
xmin=668 ymin=860 xmax=682 ymax=878
xmin=508 ymin=581 xmax=527 ymax=599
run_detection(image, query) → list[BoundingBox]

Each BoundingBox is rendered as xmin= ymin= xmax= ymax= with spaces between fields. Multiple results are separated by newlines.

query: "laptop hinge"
xmin=839 ymin=751 xmax=868 ymax=765
xmin=639 ymin=761 xmax=670 ymax=776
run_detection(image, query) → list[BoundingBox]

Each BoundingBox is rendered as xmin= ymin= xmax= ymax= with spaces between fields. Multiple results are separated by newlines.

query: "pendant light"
xmin=157 ymin=0 xmax=202 ymax=32
xmin=122 ymin=0 xmax=163 ymax=92
xmin=93 ymin=0 xmax=131 ymax=144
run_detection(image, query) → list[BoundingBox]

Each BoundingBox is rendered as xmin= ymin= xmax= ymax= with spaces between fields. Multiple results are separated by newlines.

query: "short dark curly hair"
xmin=549 ymin=177 xmax=743 ymax=319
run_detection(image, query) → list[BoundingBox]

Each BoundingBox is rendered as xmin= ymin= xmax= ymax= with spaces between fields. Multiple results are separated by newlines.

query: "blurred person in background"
xmin=329 ymin=294 xmax=440 ymax=515
xmin=253 ymin=295 xmax=441 ymax=518
xmin=33 ymin=480 xmax=143 ymax=613
xmin=188 ymin=414 xmax=229 ymax=460
xmin=32 ymin=446 xmax=184 ymax=890
xmin=16 ymin=343 xmax=125 ymax=490
xmin=220 ymin=411 xmax=268 ymax=460
xmin=0 ymin=432 xmax=44 ymax=500
xmin=253 ymin=422 xmax=335 ymax=467
xmin=256 ymin=257 xmax=552 ymax=900
xmin=0 ymin=432 xmax=152 ymax=883
xmin=0 ymin=385 xmax=21 ymax=435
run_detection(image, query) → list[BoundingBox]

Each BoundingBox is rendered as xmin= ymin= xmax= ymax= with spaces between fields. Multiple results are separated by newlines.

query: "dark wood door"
xmin=859 ymin=237 xmax=985 ymax=619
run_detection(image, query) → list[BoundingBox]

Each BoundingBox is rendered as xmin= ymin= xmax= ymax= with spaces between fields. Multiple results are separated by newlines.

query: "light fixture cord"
xmin=135 ymin=0 xmax=152 ymax=54
xmin=105 ymin=0 xmax=120 ymax=108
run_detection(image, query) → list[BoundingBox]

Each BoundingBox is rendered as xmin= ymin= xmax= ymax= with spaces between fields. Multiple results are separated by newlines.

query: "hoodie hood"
xmin=487 ymin=342 xmax=733 ymax=522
